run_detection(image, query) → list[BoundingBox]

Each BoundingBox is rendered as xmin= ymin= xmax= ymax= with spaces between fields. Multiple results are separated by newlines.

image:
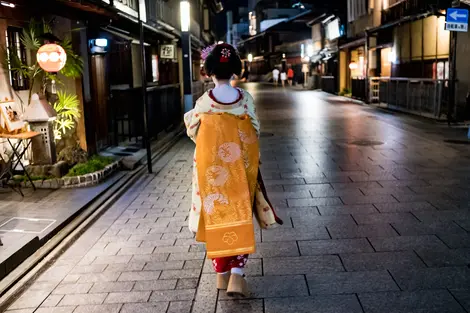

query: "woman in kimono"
xmin=184 ymin=43 xmax=260 ymax=297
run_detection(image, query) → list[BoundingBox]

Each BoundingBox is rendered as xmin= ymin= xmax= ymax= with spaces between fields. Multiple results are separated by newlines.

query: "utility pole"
xmin=448 ymin=0 xmax=460 ymax=124
xmin=181 ymin=0 xmax=193 ymax=113
xmin=138 ymin=2 xmax=153 ymax=173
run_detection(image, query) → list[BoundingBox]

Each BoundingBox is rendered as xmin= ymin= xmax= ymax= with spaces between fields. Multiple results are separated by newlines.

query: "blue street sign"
xmin=446 ymin=8 xmax=469 ymax=32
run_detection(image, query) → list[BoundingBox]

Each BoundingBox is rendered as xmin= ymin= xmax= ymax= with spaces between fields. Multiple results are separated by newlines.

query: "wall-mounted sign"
xmin=446 ymin=8 xmax=468 ymax=32
xmin=160 ymin=45 xmax=176 ymax=59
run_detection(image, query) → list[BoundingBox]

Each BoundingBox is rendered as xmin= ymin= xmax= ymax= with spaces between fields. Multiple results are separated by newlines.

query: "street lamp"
xmin=180 ymin=0 xmax=193 ymax=113
xmin=180 ymin=0 xmax=190 ymax=32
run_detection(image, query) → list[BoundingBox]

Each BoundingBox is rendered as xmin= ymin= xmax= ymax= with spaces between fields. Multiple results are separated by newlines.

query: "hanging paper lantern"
xmin=37 ymin=44 xmax=67 ymax=72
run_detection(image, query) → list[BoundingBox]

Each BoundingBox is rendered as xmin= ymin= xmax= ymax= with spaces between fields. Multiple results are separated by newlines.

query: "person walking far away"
xmin=272 ymin=67 xmax=280 ymax=86
xmin=288 ymin=67 xmax=294 ymax=87
xmin=280 ymin=70 xmax=287 ymax=87
xmin=184 ymin=43 xmax=283 ymax=297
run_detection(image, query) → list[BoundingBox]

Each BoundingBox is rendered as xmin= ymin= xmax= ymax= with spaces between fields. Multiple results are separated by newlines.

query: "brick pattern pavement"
xmin=5 ymin=88 xmax=470 ymax=313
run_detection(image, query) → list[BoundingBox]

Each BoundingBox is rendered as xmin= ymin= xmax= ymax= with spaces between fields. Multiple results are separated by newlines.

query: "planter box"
xmin=20 ymin=160 xmax=121 ymax=189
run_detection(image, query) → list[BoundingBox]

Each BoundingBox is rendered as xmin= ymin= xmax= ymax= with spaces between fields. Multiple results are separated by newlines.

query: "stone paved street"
xmin=5 ymin=84 xmax=470 ymax=313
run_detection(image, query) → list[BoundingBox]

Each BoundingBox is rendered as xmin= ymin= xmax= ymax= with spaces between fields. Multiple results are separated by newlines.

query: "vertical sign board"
xmin=445 ymin=8 xmax=469 ymax=32
xmin=160 ymin=45 xmax=176 ymax=59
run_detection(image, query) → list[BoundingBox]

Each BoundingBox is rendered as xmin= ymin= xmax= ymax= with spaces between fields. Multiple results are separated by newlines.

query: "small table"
xmin=0 ymin=131 xmax=41 ymax=193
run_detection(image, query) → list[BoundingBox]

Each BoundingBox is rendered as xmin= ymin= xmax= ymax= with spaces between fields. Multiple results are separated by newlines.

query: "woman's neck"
xmin=213 ymin=78 xmax=231 ymax=88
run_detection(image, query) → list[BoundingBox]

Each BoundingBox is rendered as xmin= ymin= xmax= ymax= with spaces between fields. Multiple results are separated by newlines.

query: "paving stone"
xmin=216 ymin=300 xmax=263 ymax=313
xmin=307 ymin=270 xmax=399 ymax=294
xmin=118 ymin=271 xmax=161 ymax=281
xmin=390 ymin=267 xmax=470 ymax=290
xmin=368 ymin=235 xmax=449 ymax=252
xmin=219 ymin=275 xmax=308 ymax=299
xmin=358 ymin=290 xmax=466 ymax=313
xmin=327 ymin=224 xmax=399 ymax=239
xmin=59 ymin=294 xmax=107 ymax=306
xmin=413 ymin=210 xmax=470 ymax=223
xmin=317 ymin=204 xmax=378 ymax=215
xmin=149 ymin=289 xmax=196 ymax=301
xmin=288 ymin=197 xmax=343 ymax=207
xmin=120 ymin=303 xmax=169 ymax=313
xmin=374 ymin=202 xmax=436 ymax=213
xmin=52 ymin=283 xmax=93 ymax=295
xmin=299 ymin=238 xmax=374 ymax=256
xmin=291 ymin=215 xmax=357 ymax=228
xmin=263 ymin=255 xmax=344 ymax=275
xmin=341 ymin=252 xmax=426 ymax=271
xmin=183 ymin=259 xmax=204 ymax=269
xmin=8 ymin=290 xmax=52 ymax=310
xmin=438 ymin=233 xmax=470 ymax=248
xmin=450 ymin=289 xmax=470 ymax=312
xmin=104 ymin=292 xmax=150 ymax=304
xmin=92 ymin=255 xmax=132 ymax=265
xmin=74 ymin=272 xmax=121 ymax=283
xmin=73 ymin=304 xmax=122 ymax=313
xmin=89 ymin=282 xmax=134 ymax=293
xmin=167 ymin=301 xmax=192 ymax=313
xmin=41 ymin=295 xmax=64 ymax=307
xmin=176 ymin=278 xmax=199 ymax=289
xmin=264 ymin=295 xmax=363 ymax=313
xmin=70 ymin=264 xmax=107 ymax=274
xmin=168 ymin=252 xmax=206 ymax=260
xmin=104 ymin=262 xmax=146 ymax=272
xmin=159 ymin=268 xmax=200 ymax=279
xmin=261 ymin=226 xmax=330 ymax=242
xmin=416 ymin=248 xmax=470 ymax=267
xmin=391 ymin=221 xmax=467 ymax=236
xmin=35 ymin=308 xmax=75 ymax=313
xmin=353 ymin=212 xmax=418 ymax=224
xmin=143 ymin=261 xmax=184 ymax=271
xmin=251 ymin=241 xmax=300 ymax=258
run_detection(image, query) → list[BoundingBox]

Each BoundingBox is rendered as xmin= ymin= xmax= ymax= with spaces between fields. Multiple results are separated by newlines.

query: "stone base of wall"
xmin=20 ymin=161 xmax=121 ymax=189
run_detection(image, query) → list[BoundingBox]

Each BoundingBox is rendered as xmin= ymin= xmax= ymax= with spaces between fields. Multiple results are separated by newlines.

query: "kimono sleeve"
xmin=184 ymin=99 xmax=205 ymax=142
xmin=244 ymin=91 xmax=260 ymax=137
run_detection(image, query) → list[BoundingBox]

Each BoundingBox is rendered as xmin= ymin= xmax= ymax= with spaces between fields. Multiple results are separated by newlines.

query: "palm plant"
xmin=5 ymin=18 xmax=84 ymax=105
xmin=52 ymin=91 xmax=81 ymax=141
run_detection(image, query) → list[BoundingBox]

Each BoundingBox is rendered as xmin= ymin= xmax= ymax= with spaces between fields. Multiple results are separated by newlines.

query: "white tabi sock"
xmin=231 ymin=267 xmax=244 ymax=276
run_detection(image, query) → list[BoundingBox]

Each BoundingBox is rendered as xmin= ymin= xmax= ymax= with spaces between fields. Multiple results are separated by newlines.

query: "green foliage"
xmin=339 ymin=88 xmax=352 ymax=96
xmin=66 ymin=156 xmax=115 ymax=177
xmin=52 ymin=91 xmax=81 ymax=141
xmin=3 ymin=18 xmax=84 ymax=104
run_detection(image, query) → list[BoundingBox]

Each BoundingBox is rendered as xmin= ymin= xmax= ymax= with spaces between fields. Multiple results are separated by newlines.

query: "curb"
xmin=0 ymin=132 xmax=183 ymax=311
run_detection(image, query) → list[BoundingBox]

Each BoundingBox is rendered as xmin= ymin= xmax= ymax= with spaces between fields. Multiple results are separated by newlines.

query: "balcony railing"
xmin=146 ymin=0 xmax=179 ymax=30
xmin=370 ymin=77 xmax=453 ymax=119
xmin=382 ymin=0 xmax=452 ymax=24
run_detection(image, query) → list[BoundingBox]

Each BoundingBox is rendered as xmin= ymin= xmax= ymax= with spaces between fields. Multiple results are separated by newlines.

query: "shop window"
xmin=5 ymin=27 xmax=29 ymax=91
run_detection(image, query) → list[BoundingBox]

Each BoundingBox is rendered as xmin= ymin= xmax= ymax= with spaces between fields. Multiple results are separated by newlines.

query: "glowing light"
xmin=36 ymin=44 xmax=67 ymax=72
xmin=180 ymin=1 xmax=190 ymax=32
xmin=95 ymin=38 xmax=108 ymax=47
xmin=0 ymin=1 xmax=15 ymax=8
xmin=388 ymin=50 xmax=396 ymax=63
xmin=247 ymin=54 xmax=253 ymax=62
xmin=349 ymin=62 xmax=358 ymax=70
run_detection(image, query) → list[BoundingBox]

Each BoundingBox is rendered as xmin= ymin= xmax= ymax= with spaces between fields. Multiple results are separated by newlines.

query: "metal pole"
xmin=138 ymin=5 xmax=153 ymax=173
xmin=365 ymin=32 xmax=369 ymax=103
xmin=448 ymin=0 xmax=460 ymax=124
xmin=182 ymin=31 xmax=193 ymax=113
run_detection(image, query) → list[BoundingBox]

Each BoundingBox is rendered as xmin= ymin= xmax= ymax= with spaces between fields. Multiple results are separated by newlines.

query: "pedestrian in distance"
xmin=287 ymin=66 xmax=294 ymax=87
xmin=184 ymin=43 xmax=282 ymax=298
xmin=280 ymin=70 xmax=287 ymax=87
xmin=272 ymin=67 xmax=280 ymax=86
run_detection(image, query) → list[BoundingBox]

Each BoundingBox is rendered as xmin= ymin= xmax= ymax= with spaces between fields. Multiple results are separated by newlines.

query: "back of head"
xmin=203 ymin=43 xmax=242 ymax=80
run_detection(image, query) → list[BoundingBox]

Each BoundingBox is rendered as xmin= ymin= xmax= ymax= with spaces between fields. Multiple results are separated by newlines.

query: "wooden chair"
xmin=0 ymin=152 xmax=23 ymax=197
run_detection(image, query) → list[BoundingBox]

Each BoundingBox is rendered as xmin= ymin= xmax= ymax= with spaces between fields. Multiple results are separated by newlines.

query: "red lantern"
xmin=37 ymin=44 xmax=67 ymax=72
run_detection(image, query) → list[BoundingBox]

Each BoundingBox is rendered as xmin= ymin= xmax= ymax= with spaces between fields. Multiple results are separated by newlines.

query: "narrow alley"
xmin=5 ymin=84 xmax=470 ymax=313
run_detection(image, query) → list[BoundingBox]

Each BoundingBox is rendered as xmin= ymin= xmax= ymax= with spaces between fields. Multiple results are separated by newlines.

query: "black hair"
xmin=204 ymin=43 xmax=242 ymax=80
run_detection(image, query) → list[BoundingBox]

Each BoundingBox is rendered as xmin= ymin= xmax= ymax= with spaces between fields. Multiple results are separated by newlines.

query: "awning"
xmin=102 ymin=27 xmax=150 ymax=46
xmin=339 ymin=37 xmax=366 ymax=50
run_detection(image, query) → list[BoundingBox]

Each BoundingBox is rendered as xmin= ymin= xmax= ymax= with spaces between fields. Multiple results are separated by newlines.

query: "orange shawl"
xmin=195 ymin=113 xmax=259 ymax=258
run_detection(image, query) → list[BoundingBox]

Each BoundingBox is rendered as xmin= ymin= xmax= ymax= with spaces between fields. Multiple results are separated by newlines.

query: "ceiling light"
xmin=1 ymin=1 xmax=15 ymax=8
